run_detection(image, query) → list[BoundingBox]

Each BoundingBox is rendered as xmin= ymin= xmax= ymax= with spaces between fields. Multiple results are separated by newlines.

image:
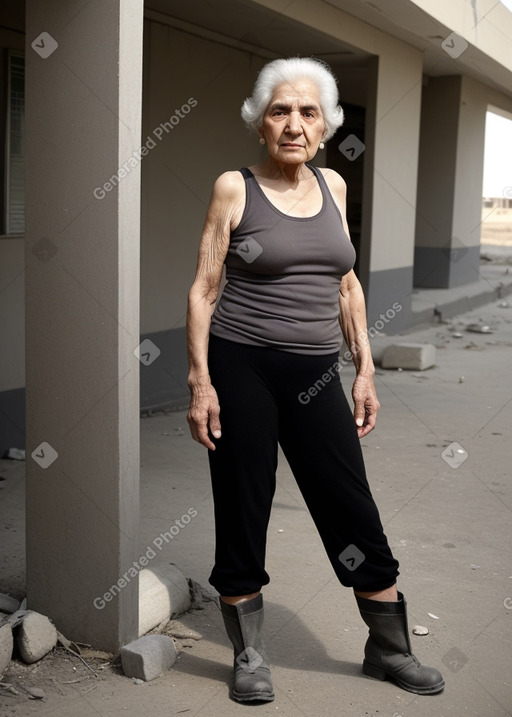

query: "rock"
xmin=466 ymin=323 xmax=492 ymax=333
xmin=121 ymin=634 xmax=176 ymax=681
xmin=0 ymin=624 xmax=13 ymax=674
xmin=4 ymin=447 xmax=25 ymax=460
xmin=138 ymin=565 xmax=191 ymax=637
xmin=25 ymin=686 xmax=45 ymax=699
xmin=2 ymin=609 xmax=31 ymax=629
xmin=381 ymin=343 xmax=436 ymax=371
xmin=0 ymin=593 xmax=20 ymax=615
xmin=17 ymin=612 xmax=57 ymax=664
xmin=412 ymin=625 xmax=429 ymax=636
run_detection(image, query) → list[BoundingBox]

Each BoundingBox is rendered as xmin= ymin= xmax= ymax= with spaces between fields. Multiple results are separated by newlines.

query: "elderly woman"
xmin=186 ymin=57 xmax=444 ymax=704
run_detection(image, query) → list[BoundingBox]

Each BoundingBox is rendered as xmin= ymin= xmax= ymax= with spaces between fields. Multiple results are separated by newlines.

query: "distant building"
xmin=483 ymin=197 xmax=512 ymax=209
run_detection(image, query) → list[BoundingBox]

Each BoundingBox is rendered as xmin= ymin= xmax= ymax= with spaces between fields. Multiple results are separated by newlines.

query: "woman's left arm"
xmin=339 ymin=270 xmax=380 ymax=438
xmin=322 ymin=169 xmax=379 ymax=438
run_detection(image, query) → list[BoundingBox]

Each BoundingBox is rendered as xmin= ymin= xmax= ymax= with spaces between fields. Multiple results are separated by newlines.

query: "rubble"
xmin=121 ymin=634 xmax=176 ymax=682
xmin=381 ymin=343 xmax=436 ymax=371
xmin=17 ymin=611 xmax=57 ymax=664
xmin=0 ymin=624 xmax=13 ymax=674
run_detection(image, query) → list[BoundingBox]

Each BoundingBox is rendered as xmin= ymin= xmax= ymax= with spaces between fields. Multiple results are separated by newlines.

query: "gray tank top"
xmin=210 ymin=165 xmax=356 ymax=354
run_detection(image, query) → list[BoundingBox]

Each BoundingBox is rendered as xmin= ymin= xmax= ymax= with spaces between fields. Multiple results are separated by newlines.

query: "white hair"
xmin=241 ymin=57 xmax=344 ymax=141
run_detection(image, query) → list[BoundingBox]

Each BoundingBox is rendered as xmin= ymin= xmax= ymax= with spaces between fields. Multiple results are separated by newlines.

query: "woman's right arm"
xmin=186 ymin=171 xmax=244 ymax=450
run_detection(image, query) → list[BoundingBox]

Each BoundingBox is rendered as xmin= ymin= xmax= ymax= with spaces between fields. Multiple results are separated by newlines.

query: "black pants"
xmin=207 ymin=334 xmax=399 ymax=596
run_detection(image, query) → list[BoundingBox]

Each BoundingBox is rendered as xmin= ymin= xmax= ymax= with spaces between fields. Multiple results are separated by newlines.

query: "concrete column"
xmin=25 ymin=0 xmax=143 ymax=651
xmin=361 ymin=51 xmax=423 ymax=331
xmin=414 ymin=76 xmax=487 ymax=288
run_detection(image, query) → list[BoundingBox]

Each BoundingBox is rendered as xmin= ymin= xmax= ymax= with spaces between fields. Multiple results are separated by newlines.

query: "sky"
xmin=479 ymin=2 xmax=512 ymax=197
xmin=483 ymin=111 xmax=512 ymax=197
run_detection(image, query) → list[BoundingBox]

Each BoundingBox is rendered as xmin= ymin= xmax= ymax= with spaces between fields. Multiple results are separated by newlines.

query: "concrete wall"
xmin=415 ymin=74 xmax=512 ymax=288
xmin=139 ymin=18 xmax=266 ymax=408
xmin=362 ymin=49 xmax=423 ymax=330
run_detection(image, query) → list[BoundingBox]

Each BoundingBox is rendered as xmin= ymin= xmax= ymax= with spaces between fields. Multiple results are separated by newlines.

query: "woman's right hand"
xmin=187 ymin=382 xmax=222 ymax=450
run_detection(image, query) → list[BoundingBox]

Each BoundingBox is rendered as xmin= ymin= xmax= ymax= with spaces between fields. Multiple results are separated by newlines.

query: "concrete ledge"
xmin=410 ymin=264 xmax=512 ymax=328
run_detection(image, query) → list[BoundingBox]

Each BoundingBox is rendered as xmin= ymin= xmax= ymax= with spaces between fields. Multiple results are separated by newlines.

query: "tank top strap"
xmin=239 ymin=167 xmax=253 ymax=180
xmin=307 ymin=164 xmax=328 ymax=195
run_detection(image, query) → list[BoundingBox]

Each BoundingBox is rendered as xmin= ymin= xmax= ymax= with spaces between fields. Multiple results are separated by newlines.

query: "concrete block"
xmin=121 ymin=634 xmax=176 ymax=681
xmin=138 ymin=565 xmax=191 ymax=637
xmin=0 ymin=624 xmax=13 ymax=674
xmin=381 ymin=343 xmax=436 ymax=371
xmin=17 ymin=611 xmax=57 ymax=664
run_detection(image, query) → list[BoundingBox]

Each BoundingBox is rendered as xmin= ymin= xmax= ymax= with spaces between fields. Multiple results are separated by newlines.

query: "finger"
xmin=357 ymin=413 xmax=377 ymax=438
xmin=209 ymin=408 xmax=222 ymax=440
xmin=353 ymin=402 xmax=365 ymax=428
xmin=196 ymin=422 xmax=217 ymax=450
xmin=188 ymin=411 xmax=217 ymax=450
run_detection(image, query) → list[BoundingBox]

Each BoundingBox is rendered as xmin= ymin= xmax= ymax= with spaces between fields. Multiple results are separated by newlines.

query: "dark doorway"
xmin=326 ymin=103 xmax=365 ymax=278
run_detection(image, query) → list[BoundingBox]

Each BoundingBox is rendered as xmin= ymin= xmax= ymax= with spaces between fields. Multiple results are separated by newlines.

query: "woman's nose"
xmin=286 ymin=111 xmax=302 ymax=134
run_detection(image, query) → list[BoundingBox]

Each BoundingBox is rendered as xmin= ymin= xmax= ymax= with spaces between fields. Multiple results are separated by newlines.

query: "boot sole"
xmin=363 ymin=659 xmax=445 ymax=695
xmin=231 ymin=689 xmax=275 ymax=703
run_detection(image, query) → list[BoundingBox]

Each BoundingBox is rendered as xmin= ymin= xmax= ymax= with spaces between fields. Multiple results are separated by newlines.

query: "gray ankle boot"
xmin=220 ymin=594 xmax=275 ymax=703
xmin=355 ymin=591 xmax=445 ymax=695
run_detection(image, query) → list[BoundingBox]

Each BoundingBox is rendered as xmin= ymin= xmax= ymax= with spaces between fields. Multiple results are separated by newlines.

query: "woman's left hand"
xmin=352 ymin=374 xmax=380 ymax=438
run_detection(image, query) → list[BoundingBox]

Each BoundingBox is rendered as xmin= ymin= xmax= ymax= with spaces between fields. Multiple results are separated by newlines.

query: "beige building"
xmin=1 ymin=0 xmax=511 ymax=650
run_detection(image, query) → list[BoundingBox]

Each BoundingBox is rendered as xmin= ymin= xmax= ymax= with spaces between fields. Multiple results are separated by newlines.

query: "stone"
xmin=0 ymin=624 xmax=13 ymax=674
xmin=17 ymin=612 xmax=57 ymax=664
xmin=0 ymin=593 xmax=20 ymax=614
xmin=25 ymin=686 xmax=45 ymax=699
xmin=121 ymin=634 xmax=176 ymax=681
xmin=412 ymin=625 xmax=429 ymax=636
xmin=138 ymin=565 xmax=191 ymax=637
xmin=381 ymin=343 xmax=436 ymax=371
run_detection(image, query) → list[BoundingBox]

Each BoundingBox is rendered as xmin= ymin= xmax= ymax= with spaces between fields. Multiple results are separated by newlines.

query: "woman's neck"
xmin=257 ymin=158 xmax=314 ymax=187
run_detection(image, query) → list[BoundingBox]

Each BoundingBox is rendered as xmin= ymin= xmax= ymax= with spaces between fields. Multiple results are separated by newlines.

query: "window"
xmin=5 ymin=50 xmax=24 ymax=235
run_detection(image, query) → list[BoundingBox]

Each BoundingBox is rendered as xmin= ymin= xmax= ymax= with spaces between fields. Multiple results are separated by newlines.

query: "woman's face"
xmin=260 ymin=78 xmax=327 ymax=165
